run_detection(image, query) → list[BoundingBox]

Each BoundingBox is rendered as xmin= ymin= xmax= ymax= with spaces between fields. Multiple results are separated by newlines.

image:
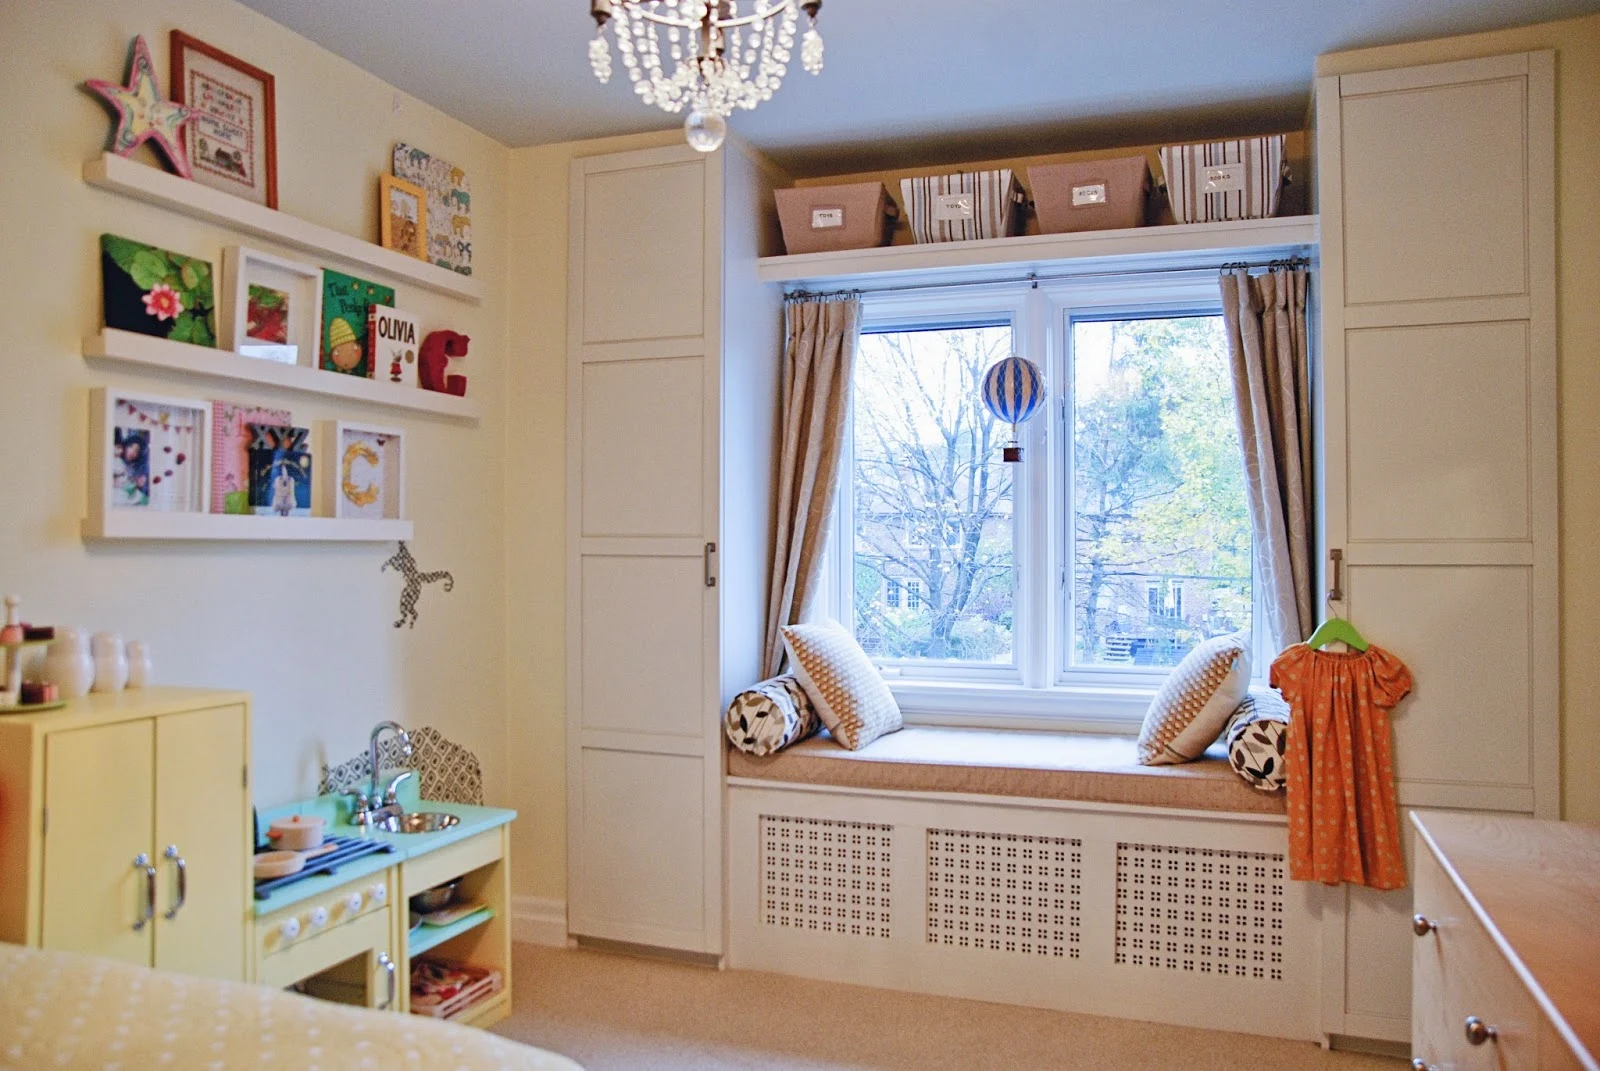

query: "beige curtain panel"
xmin=1220 ymin=267 xmax=1314 ymax=654
xmin=762 ymin=293 xmax=861 ymax=678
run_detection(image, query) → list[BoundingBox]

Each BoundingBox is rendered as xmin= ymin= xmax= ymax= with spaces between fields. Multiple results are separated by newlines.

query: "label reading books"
xmin=1202 ymin=163 xmax=1246 ymax=194
xmin=1071 ymin=183 xmax=1108 ymax=207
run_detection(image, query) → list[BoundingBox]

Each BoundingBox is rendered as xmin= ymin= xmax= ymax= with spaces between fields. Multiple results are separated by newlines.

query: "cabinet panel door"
xmin=154 ymin=705 xmax=249 ymax=980
xmin=580 ymin=554 xmax=708 ymax=738
xmin=581 ymin=160 xmax=706 ymax=344
xmin=581 ymin=356 xmax=706 ymax=538
xmin=42 ymin=720 xmax=154 ymax=964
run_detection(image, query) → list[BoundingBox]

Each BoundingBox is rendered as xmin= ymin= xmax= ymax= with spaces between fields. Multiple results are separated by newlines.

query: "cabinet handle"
xmin=1411 ymin=1060 xmax=1438 ymax=1071
xmin=132 ymin=853 xmax=156 ymax=931
xmin=1465 ymin=1016 xmax=1498 ymax=1046
xmin=1411 ymin=913 xmax=1436 ymax=937
xmin=704 ymin=542 xmax=717 ymax=588
xmin=1328 ymin=548 xmax=1344 ymax=603
xmin=163 ymin=845 xmax=187 ymax=920
xmin=377 ymin=952 xmax=397 ymax=1010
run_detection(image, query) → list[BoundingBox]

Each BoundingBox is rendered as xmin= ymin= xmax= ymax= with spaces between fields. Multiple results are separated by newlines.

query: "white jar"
xmin=126 ymin=640 xmax=152 ymax=689
xmin=43 ymin=628 xmax=95 ymax=699
xmin=91 ymin=632 xmax=128 ymax=693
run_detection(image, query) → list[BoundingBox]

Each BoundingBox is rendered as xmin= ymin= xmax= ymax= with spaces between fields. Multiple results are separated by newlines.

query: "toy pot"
xmin=43 ymin=628 xmax=95 ymax=699
xmin=91 ymin=632 xmax=128 ymax=693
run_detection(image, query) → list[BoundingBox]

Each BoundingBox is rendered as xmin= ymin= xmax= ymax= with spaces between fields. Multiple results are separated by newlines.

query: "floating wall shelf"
xmin=83 ymin=152 xmax=485 ymax=303
xmin=84 ymin=329 xmax=481 ymax=421
xmin=82 ymin=511 xmax=413 ymax=544
xmin=758 ymin=214 xmax=1320 ymax=287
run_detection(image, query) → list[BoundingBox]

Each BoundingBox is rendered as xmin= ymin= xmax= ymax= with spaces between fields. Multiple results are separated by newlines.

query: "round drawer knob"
xmin=1411 ymin=1059 xmax=1437 ymax=1071
xmin=308 ymin=906 xmax=328 ymax=928
xmin=1411 ymin=914 xmax=1437 ymax=937
xmin=346 ymin=892 xmax=364 ymax=914
xmin=1465 ymin=1016 xmax=1498 ymax=1046
xmin=369 ymin=884 xmax=387 ymax=904
xmin=278 ymin=917 xmax=300 ymax=941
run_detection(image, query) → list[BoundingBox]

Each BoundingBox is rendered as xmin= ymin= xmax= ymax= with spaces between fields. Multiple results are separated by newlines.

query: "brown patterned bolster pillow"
xmin=724 ymin=675 xmax=823 ymax=756
xmin=1224 ymin=690 xmax=1292 ymax=792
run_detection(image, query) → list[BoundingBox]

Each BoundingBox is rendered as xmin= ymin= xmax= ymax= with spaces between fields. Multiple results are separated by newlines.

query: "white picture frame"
xmin=88 ymin=387 xmax=213 ymax=530
xmin=319 ymin=420 xmax=406 ymax=521
xmin=219 ymin=246 xmax=322 ymax=367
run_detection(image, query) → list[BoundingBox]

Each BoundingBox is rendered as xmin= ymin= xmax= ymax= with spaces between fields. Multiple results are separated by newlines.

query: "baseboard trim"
xmin=511 ymin=895 xmax=568 ymax=947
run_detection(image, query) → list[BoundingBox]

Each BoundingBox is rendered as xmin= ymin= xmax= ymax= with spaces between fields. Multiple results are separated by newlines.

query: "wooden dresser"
xmin=1411 ymin=811 xmax=1599 ymax=1071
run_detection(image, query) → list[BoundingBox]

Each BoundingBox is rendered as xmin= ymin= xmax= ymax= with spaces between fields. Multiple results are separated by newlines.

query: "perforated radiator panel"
xmin=1114 ymin=842 xmax=1286 ymax=981
xmin=926 ymin=828 xmax=1083 ymax=959
xmin=760 ymin=815 xmax=892 ymax=939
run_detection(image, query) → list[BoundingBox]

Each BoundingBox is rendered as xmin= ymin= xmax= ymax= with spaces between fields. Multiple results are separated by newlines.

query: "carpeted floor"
xmin=493 ymin=943 xmax=1402 ymax=1070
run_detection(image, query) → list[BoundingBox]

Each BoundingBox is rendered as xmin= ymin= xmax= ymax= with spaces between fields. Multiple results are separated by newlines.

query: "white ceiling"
xmin=239 ymin=0 xmax=1600 ymax=172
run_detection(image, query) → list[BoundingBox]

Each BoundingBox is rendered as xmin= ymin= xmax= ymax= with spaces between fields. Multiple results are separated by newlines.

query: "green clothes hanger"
xmin=1306 ymin=616 xmax=1369 ymax=652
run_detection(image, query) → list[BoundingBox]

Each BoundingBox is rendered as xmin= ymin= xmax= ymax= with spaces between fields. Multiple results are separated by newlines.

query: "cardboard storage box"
xmin=900 ymin=169 xmax=1026 ymax=243
xmin=1028 ymin=156 xmax=1150 ymax=233
xmin=1158 ymin=134 xmax=1287 ymax=223
xmin=775 ymin=182 xmax=898 ymax=255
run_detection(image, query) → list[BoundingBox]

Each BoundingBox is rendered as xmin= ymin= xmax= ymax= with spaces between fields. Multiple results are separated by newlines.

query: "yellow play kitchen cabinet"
xmin=0 ymin=687 xmax=253 ymax=981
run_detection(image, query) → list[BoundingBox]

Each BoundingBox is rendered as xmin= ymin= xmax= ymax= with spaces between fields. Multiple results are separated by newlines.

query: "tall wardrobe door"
xmin=153 ymin=705 xmax=250 ymax=980
xmin=41 ymin=719 xmax=154 ymax=964
xmin=568 ymin=145 xmax=722 ymax=953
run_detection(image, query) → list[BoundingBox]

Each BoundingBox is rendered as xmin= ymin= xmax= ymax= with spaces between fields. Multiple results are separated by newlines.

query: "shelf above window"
xmin=82 ymin=511 xmax=412 ymax=543
xmin=83 ymin=152 xmax=485 ymax=304
xmin=758 ymin=214 xmax=1319 ymax=289
xmin=84 ymin=329 xmax=480 ymax=421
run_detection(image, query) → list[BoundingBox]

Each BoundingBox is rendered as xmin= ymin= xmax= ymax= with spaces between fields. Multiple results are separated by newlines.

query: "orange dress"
xmin=1270 ymin=644 xmax=1413 ymax=891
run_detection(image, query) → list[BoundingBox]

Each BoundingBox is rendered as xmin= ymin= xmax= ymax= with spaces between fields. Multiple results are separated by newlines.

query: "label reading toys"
xmin=933 ymin=193 xmax=974 ymax=221
xmin=810 ymin=206 xmax=845 ymax=229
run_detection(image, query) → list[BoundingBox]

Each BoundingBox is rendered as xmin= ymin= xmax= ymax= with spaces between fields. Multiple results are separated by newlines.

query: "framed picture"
xmin=247 ymin=424 xmax=312 ymax=517
xmin=211 ymin=400 xmax=291 ymax=514
xmin=100 ymin=233 xmax=216 ymax=347
xmin=394 ymin=143 xmax=471 ymax=275
xmin=170 ymin=31 xmax=277 ymax=208
xmin=219 ymin=246 xmax=321 ymax=365
xmin=89 ymin=388 xmax=211 ymax=524
xmin=379 ymin=175 xmax=428 ymax=260
xmin=320 ymin=422 xmax=405 ymax=521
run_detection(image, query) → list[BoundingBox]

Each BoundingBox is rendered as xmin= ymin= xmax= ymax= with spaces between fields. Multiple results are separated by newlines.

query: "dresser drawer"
xmin=1414 ymin=845 xmax=1539 ymax=1070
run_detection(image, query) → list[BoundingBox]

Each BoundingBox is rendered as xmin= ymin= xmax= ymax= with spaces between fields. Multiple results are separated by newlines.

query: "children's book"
xmin=246 ymin=424 xmax=312 ymax=517
xmin=212 ymin=402 xmax=291 ymax=514
xmin=320 ymin=270 xmax=394 ymax=377
xmin=367 ymin=305 xmax=421 ymax=386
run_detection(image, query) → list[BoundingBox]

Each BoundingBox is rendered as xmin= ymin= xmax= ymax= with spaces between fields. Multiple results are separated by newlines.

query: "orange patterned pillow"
xmin=781 ymin=622 xmax=903 ymax=750
xmin=1136 ymin=632 xmax=1251 ymax=765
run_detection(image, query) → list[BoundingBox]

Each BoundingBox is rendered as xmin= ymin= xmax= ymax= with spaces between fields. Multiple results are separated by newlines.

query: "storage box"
xmin=900 ymin=169 xmax=1026 ymax=244
xmin=1028 ymin=156 xmax=1150 ymax=234
xmin=775 ymin=182 xmax=898 ymax=255
xmin=1158 ymin=135 xmax=1287 ymax=223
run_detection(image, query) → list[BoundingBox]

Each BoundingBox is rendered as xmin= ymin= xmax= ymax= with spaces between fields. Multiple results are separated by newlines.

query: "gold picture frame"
xmin=379 ymin=174 xmax=428 ymax=260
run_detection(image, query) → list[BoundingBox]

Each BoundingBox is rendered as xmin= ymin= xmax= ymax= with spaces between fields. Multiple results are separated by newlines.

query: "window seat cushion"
xmin=726 ymin=725 xmax=1285 ymax=816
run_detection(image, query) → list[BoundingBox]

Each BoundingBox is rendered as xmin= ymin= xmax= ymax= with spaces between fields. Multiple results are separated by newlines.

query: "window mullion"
xmin=1018 ymin=287 xmax=1051 ymax=689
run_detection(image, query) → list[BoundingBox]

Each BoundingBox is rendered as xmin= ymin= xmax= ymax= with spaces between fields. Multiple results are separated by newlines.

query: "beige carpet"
xmin=494 ymin=943 xmax=1401 ymax=1070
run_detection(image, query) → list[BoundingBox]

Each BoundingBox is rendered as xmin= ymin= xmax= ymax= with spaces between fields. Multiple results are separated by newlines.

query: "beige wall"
xmin=1317 ymin=14 xmax=1600 ymax=821
xmin=502 ymin=129 xmax=680 ymax=901
xmin=0 ymin=1 xmax=512 ymax=807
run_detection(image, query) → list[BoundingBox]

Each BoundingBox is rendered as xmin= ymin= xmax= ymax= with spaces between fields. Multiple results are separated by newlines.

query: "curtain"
xmin=762 ymin=293 xmax=861 ymax=678
xmin=1220 ymin=267 xmax=1313 ymax=654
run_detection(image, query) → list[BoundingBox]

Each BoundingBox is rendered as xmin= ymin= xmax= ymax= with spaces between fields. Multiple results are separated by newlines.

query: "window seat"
xmin=726 ymin=725 xmax=1284 ymax=815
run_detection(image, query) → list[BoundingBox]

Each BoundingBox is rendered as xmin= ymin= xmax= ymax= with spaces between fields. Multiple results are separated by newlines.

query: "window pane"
xmin=1070 ymin=315 xmax=1251 ymax=667
xmin=853 ymin=325 xmax=1015 ymax=663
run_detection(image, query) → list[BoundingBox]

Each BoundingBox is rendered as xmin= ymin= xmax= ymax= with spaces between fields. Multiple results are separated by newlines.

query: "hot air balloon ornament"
xmin=981 ymin=354 xmax=1046 ymax=462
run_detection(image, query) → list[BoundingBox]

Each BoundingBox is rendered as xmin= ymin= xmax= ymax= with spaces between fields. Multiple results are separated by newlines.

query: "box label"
xmin=933 ymin=193 xmax=974 ymax=221
xmin=1202 ymin=163 xmax=1246 ymax=194
xmin=1071 ymin=182 xmax=1108 ymax=207
xmin=810 ymin=206 xmax=845 ymax=229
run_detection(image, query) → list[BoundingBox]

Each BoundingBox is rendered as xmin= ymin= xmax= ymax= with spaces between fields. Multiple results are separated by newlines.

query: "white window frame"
xmin=816 ymin=274 xmax=1268 ymax=732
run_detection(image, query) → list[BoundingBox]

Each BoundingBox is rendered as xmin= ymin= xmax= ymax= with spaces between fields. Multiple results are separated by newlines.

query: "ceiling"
xmin=239 ymin=0 xmax=1600 ymax=173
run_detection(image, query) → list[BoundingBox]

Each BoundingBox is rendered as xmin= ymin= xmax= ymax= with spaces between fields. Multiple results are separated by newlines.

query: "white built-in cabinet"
xmin=1315 ymin=50 xmax=1557 ymax=1043
xmin=566 ymin=142 xmax=785 ymax=954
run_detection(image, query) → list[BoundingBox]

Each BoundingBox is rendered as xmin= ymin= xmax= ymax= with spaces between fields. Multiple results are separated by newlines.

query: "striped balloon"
xmin=981 ymin=355 xmax=1045 ymax=428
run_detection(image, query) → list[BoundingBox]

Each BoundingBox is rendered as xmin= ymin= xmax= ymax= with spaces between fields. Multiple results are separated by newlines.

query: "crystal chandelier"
xmin=589 ymin=0 xmax=824 ymax=153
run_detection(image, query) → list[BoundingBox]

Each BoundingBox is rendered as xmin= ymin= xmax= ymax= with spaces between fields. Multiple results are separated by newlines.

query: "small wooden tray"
xmin=0 ymin=700 xmax=68 ymax=716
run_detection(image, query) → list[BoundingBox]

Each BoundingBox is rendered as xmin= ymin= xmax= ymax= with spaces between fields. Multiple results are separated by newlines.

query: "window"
xmin=826 ymin=276 xmax=1259 ymax=720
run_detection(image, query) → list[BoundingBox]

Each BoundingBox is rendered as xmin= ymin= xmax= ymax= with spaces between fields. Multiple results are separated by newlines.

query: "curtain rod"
xmin=784 ymin=254 xmax=1311 ymax=301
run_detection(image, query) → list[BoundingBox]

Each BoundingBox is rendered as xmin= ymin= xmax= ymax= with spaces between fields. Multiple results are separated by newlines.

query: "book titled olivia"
xmin=367 ymin=305 xmax=421 ymax=386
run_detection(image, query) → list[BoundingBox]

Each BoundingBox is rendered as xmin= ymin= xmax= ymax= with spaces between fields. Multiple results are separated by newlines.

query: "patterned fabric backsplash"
xmin=318 ymin=725 xmax=484 ymax=805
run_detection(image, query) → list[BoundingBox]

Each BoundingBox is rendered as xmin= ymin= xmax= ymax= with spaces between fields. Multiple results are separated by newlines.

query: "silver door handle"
xmin=163 ymin=845 xmax=187 ymax=920
xmin=132 ymin=853 xmax=156 ymax=931
xmin=704 ymin=542 xmax=717 ymax=587
xmin=377 ymin=952 xmax=397 ymax=1010
xmin=1327 ymin=548 xmax=1344 ymax=603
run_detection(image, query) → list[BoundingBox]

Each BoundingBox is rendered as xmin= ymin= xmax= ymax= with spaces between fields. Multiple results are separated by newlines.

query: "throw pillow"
xmin=781 ymin=621 xmax=903 ymax=750
xmin=724 ymin=675 xmax=823 ymax=756
xmin=1136 ymin=631 xmax=1251 ymax=765
xmin=1224 ymin=690 xmax=1291 ymax=792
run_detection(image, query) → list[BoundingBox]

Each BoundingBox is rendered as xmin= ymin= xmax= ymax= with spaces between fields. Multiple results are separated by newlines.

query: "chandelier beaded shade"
xmin=589 ymin=0 xmax=824 ymax=152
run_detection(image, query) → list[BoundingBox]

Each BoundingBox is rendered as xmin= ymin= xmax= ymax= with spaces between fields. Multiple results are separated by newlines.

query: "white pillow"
xmin=780 ymin=622 xmax=903 ymax=750
xmin=1136 ymin=632 xmax=1251 ymax=765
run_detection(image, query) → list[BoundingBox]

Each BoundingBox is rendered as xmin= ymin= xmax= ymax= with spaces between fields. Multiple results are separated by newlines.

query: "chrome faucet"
xmin=352 ymin=721 xmax=413 ymax=827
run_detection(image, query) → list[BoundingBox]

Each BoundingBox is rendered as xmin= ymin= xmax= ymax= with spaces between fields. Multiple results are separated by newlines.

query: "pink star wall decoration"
xmin=85 ymin=35 xmax=197 ymax=179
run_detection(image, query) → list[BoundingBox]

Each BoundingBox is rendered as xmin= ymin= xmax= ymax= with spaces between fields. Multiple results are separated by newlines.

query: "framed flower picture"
xmin=169 ymin=31 xmax=277 ymax=207
xmin=219 ymin=246 xmax=321 ymax=366
xmin=89 ymin=388 xmax=211 ymax=525
xmin=379 ymin=174 xmax=428 ymax=260
xmin=320 ymin=422 xmax=406 ymax=521
xmin=100 ymin=234 xmax=216 ymax=347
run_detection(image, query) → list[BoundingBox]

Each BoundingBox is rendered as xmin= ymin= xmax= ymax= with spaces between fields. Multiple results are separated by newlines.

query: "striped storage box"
xmin=900 ymin=169 xmax=1026 ymax=243
xmin=1158 ymin=135 xmax=1287 ymax=224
